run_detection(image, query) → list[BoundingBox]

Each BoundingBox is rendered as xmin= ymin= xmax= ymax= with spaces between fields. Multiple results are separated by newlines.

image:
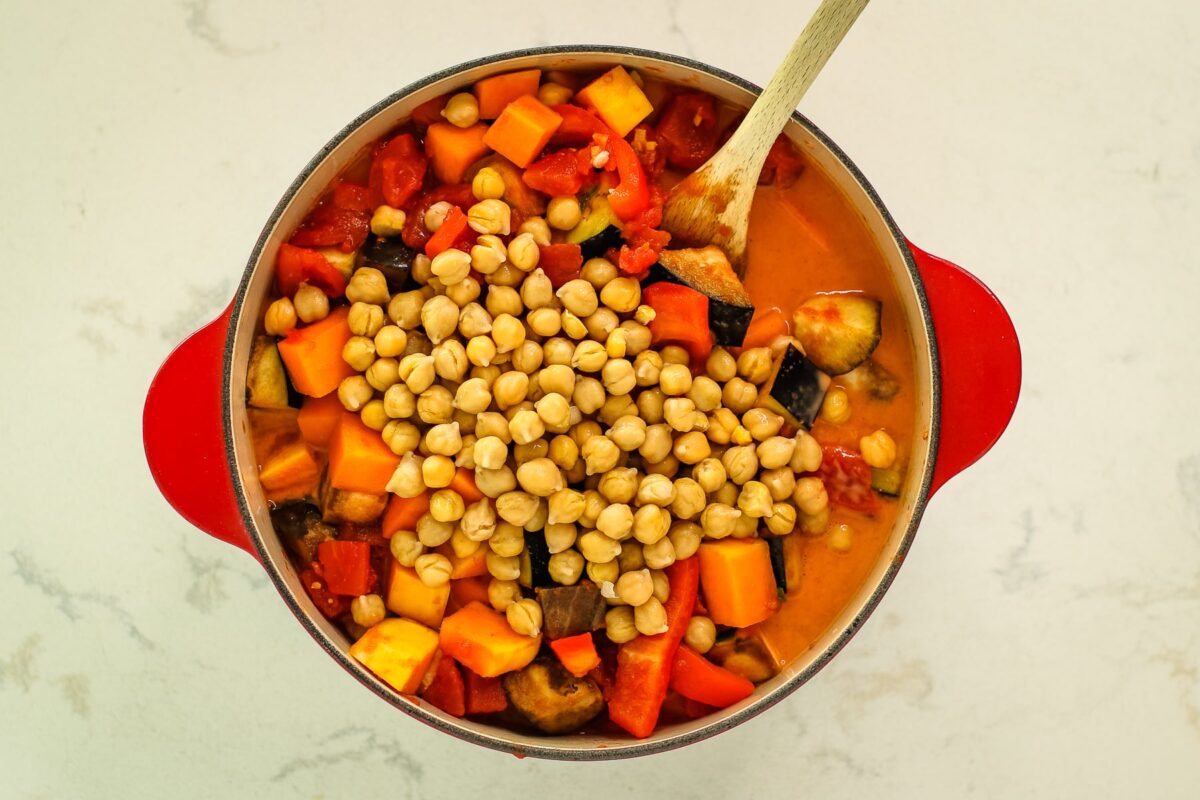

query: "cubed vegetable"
xmin=549 ymin=632 xmax=602 ymax=677
xmin=276 ymin=306 xmax=356 ymax=398
xmin=257 ymin=440 xmax=320 ymax=503
xmin=435 ymin=543 xmax=488 ymax=579
xmin=791 ymin=294 xmax=882 ymax=375
xmin=669 ymin=645 xmax=756 ymax=708
xmin=319 ymin=481 xmax=388 ymax=524
xmin=381 ymin=492 xmax=431 ymax=538
xmin=448 ymin=576 xmax=491 ymax=613
xmin=349 ymin=618 xmax=440 ymax=694
xmin=641 ymin=282 xmax=714 ymax=365
xmin=327 ymin=412 xmax=401 ymax=494
xmin=247 ymin=336 xmax=291 ymax=409
xmin=296 ymin=392 xmax=344 ymax=447
xmin=439 ymin=601 xmax=542 ymax=678
xmin=425 ymin=122 xmax=492 ymax=184
xmin=697 ymin=539 xmax=780 ymax=628
xmin=760 ymin=341 xmax=831 ymax=429
xmin=650 ymin=246 xmax=755 ymax=346
xmin=482 ymin=95 xmax=562 ymax=168
xmin=503 ymin=657 xmax=605 ymax=734
xmin=464 ymin=668 xmax=508 ymax=715
xmin=317 ymin=540 xmax=373 ymax=596
xmin=536 ymin=583 xmax=606 ymax=640
xmin=421 ymin=654 xmax=466 ymax=717
xmin=575 ymin=66 xmax=653 ymax=136
xmin=385 ymin=559 xmax=451 ymax=629
xmin=473 ymin=68 xmax=541 ymax=119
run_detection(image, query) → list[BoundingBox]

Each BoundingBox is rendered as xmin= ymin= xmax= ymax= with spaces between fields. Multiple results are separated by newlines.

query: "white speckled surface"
xmin=3 ymin=0 xmax=1199 ymax=796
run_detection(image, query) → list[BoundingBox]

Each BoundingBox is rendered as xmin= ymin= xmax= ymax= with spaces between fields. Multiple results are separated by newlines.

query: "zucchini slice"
xmin=870 ymin=466 xmax=903 ymax=497
xmin=842 ymin=358 xmax=901 ymax=401
xmin=767 ymin=536 xmax=788 ymax=598
xmin=247 ymin=336 xmax=291 ymax=409
xmin=650 ymin=246 xmax=755 ymax=345
xmin=566 ymin=194 xmax=622 ymax=259
xmin=760 ymin=340 xmax=831 ymax=428
xmin=791 ymin=293 xmax=882 ymax=375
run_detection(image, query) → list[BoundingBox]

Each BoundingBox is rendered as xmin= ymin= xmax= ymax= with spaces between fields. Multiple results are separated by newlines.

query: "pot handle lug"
xmin=908 ymin=242 xmax=1021 ymax=497
xmin=143 ymin=304 xmax=259 ymax=560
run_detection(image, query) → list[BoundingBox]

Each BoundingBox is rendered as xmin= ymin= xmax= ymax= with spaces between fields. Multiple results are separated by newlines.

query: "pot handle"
xmin=908 ymin=242 xmax=1021 ymax=497
xmin=143 ymin=304 xmax=260 ymax=560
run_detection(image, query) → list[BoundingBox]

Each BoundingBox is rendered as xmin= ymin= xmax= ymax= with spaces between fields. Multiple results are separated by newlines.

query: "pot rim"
xmin=220 ymin=44 xmax=940 ymax=760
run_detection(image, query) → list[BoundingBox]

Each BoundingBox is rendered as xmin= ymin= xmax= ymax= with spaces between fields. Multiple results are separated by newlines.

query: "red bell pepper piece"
xmin=606 ymin=134 xmax=651 ymax=223
xmin=298 ymin=565 xmax=351 ymax=619
xmin=549 ymin=104 xmax=610 ymax=147
xmin=606 ymin=557 xmax=700 ymax=738
xmin=402 ymin=183 xmax=477 ymax=250
xmin=537 ymin=243 xmax=584 ymax=287
xmin=422 ymin=655 xmax=466 ymax=717
xmin=654 ymin=93 xmax=720 ymax=171
xmin=289 ymin=203 xmax=370 ymax=253
xmin=522 ymin=147 xmax=594 ymax=196
xmin=424 ymin=205 xmax=470 ymax=257
xmin=275 ymin=243 xmax=347 ymax=298
xmin=315 ymin=540 xmax=373 ymax=596
xmin=369 ymin=133 xmax=427 ymax=209
xmin=463 ymin=668 xmax=508 ymax=715
xmin=549 ymin=632 xmax=602 ymax=677
xmin=814 ymin=445 xmax=880 ymax=513
xmin=669 ymin=645 xmax=756 ymax=708
xmin=641 ymin=282 xmax=715 ymax=366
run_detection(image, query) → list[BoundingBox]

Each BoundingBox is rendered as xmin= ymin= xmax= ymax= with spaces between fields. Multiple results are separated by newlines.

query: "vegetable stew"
xmin=247 ymin=65 xmax=916 ymax=738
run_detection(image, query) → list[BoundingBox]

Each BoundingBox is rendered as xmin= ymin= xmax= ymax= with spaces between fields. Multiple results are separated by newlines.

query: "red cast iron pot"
xmin=142 ymin=46 xmax=1020 ymax=759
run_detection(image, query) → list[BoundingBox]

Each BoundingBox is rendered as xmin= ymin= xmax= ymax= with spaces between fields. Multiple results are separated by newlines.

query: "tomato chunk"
xmin=316 ymin=540 xmax=373 ymax=596
xmin=289 ymin=204 xmax=370 ymax=253
xmin=275 ymin=243 xmax=347 ymax=298
xmin=369 ymin=133 xmax=428 ymax=209
xmin=815 ymin=444 xmax=880 ymax=513
xmin=655 ymin=93 xmax=720 ymax=171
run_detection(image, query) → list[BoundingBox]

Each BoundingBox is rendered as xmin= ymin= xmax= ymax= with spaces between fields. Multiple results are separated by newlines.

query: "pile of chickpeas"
xmin=262 ymin=166 xmax=863 ymax=645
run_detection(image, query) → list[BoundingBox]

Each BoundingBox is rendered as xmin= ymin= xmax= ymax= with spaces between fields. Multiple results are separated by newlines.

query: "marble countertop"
xmin=3 ymin=0 xmax=1198 ymax=796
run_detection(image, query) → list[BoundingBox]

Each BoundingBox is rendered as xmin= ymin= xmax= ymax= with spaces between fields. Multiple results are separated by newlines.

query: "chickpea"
xmin=644 ymin=455 xmax=680 ymax=479
xmin=517 ymin=216 xmax=551 ymax=246
xmin=492 ymin=371 xmax=530 ymax=409
xmin=426 ymin=488 xmax=465 ymax=523
xmin=692 ymin=458 xmax=727 ymax=493
xmin=387 ymin=290 xmax=425 ymax=329
xmin=292 ymin=283 xmax=330 ymax=323
xmin=765 ymin=502 xmax=798 ymax=535
xmin=525 ymin=498 xmax=550 ymax=533
xmin=620 ymin=320 xmax=652 ymax=355
xmin=659 ymin=345 xmax=689 ymax=366
xmin=683 ymin=377 xmax=719 ymax=413
xmin=344 ymin=268 xmax=388 ymax=305
xmin=615 ymin=569 xmax=654 ymax=606
xmin=722 ymin=378 xmax=759 ymax=414
xmin=579 ymin=530 xmax=623 ymax=563
xmin=737 ymin=481 xmax=774 ymax=519
xmin=654 ymin=363 xmax=691 ymax=398
xmin=495 ymin=491 xmax=540 ymax=527
xmin=508 ymin=409 xmax=545 ymax=446
xmin=488 ymin=522 xmax=525 ymax=557
xmin=581 ymin=435 xmax=620 ymax=475
xmin=737 ymin=347 xmax=774 ymax=384
xmin=713 ymin=481 xmax=740 ymax=507
xmin=486 ymin=551 xmax=522 ymax=581
xmin=571 ymin=340 xmax=606 ymax=373
xmin=583 ymin=308 xmax=619 ymax=342
xmin=449 ymin=378 xmax=488 ymax=415
xmin=572 ymin=377 xmax=606 ymax=415
xmin=663 ymin=397 xmax=699 ymax=432
xmin=760 ymin=467 xmax=797 ymax=502
xmin=337 ymin=375 xmax=373 ymax=412
xmin=546 ymin=196 xmax=582 ymax=230
xmin=597 ymin=468 xmax=638 ymax=504
xmin=389 ymin=529 xmax=424 ymax=566
xmin=509 ymin=341 xmax=542 ymax=376
xmin=485 ymin=285 xmax=522 ymax=318
xmin=670 ymin=478 xmax=706 ymax=520
xmin=263 ymin=297 xmax=297 ymax=336
xmin=423 ymin=201 xmax=453 ymax=232
xmin=515 ymin=267 xmax=552 ymax=309
xmin=820 ymin=387 xmax=851 ymax=424
xmin=488 ymin=578 xmax=522 ymax=612
xmin=460 ymin=498 xmax=497 ymax=542
xmin=507 ymin=232 xmax=540 ymax=272
xmin=474 ymin=410 xmax=509 ymax=440
xmin=634 ymin=596 xmax=668 ymax=635
xmin=515 ymin=457 xmax=564 ymax=497
xmin=534 ymin=393 xmax=571 ymax=431
xmin=633 ymin=505 xmax=670 ymax=545
xmin=548 ymin=436 xmax=579 ymax=471
xmin=506 ymin=598 xmax=543 ymax=637
xmin=742 ymin=408 xmax=784 ymax=442
xmin=705 ymin=347 xmax=737 ymax=382
xmin=544 ymin=489 xmax=582 ymax=527
xmin=578 ymin=257 xmax=616 ymax=289
xmin=475 ymin=465 xmax=517 ymax=497
xmin=467 ymin=199 xmax=512 ymax=235
xmin=429 ymin=248 xmax=471 ymax=287
xmin=360 ymin=399 xmax=389 ymax=432
xmin=668 ymin=521 xmax=703 ymax=560
xmin=536 ymin=520 xmax=574 ymax=554
xmin=445 ymin=275 xmax=481 ymax=307
xmin=684 ymin=616 xmax=717 ymax=654
xmin=604 ymin=328 xmax=628 ymax=360
xmin=346 ymin=593 xmax=385 ymax=628
xmin=638 ymin=424 xmax=673 ymax=465
xmin=527 ymin=307 xmax=562 ymax=337
xmin=860 ymin=429 xmax=898 ymax=469
xmin=706 ymin=407 xmax=738 ymax=445
xmin=418 ymin=454 xmax=453 ymax=489
xmin=473 ymin=436 xmax=510 ymax=471
xmin=367 ymin=204 xmax=406 ymax=237
xmin=366 ymin=356 xmax=401 ymax=392
xmin=606 ymin=415 xmax=646 ymax=452
xmin=579 ymin=489 xmax=606 ymax=528
xmin=373 ymin=325 xmax=408 ymax=359
xmin=793 ymin=477 xmax=830 ymax=516
xmin=487 ymin=313 xmax=524 ymax=354
xmin=599 ymin=277 xmax=641 ymax=313
xmin=471 ymin=234 xmax=508 ymax=274
xmin=828 ymin=523 xmax=853 ymax=552
xmin=642 ymin=536 xmax=676 ymax=570
xmin=701 ymin=503 xmax=740 ymax=539
xmin=542 ymin=337 xmax=574 ymax=366
xmin=605 ymin=606 xmax=638 ymax=643
xmin=467 ymin=164 xmax=505 ymax=200
xmin=560 ymin=309 xmax=588 ymax=339
xmin=417 ymin=385 xmax=454 ymax=424
xmin=411 ymin=552 xmax=452 ymax=587
xmin=673 ymin=431 xmax=712 ymax=465
xmin=466 ymin=335 xmax=497 ymax=367
xmin=424 ymin=422 xmax=462 ymax=457
xmin=548 ymin=550 xmax=585 ymax=586
xmin=722 ymin=445 xmax=759 ymax=485
xmin=755 ymin=436 xmax=795 ymax=470
xmin=556 ymin=279 xmax=599 ymax=317
xmin=410 ymin=253 xmax=434 ymax=285
xmin=570 ymin=420 xmax=604 ymax=449
xmin=636 ymin=389 xmax=665 ymax=425
xmin=800 ymin=506 xmax=831 ymax=536
xmin=382 ymin=420 xmax=421 ymax=455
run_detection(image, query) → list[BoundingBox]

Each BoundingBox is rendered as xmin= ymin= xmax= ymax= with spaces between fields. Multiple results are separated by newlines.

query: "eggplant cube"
xmin=761 ymin=342 xmax=831 ymax=428
xmin=359 ymin=234 xmax=415 ymax=293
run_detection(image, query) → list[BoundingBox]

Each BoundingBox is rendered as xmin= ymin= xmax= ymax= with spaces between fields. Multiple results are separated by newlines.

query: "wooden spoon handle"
xmin=720 ymin=0 xmax=871 ymax=175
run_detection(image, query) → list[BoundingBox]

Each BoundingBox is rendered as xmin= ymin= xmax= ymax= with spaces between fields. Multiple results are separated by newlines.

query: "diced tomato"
xmin=815 ymin=444 xmax=880 ymax=513
xmin=401 ymin=183 xmax=477 ymax=250
xmin=537 ymin=243 xmax=584 ymax=287
xmin=522 ymin=147 xmax=594 ymax=196
xmin=421 ymin=655 xmax=466 ymax=717
xmin=549 ymin=104 xmax=609 ymax=147
xmin=630 ymin=124 xmax=666 ymax=180
xmin=275 ymin=243 xmax=347 ymax=298
xmin=606 ymin=134 xmax=651 ymax=222
xmin=425 ymin=205 xmax=470 ymax=257
xmin=669 ymin=645 xmax=755 ymax=708
xmin=316 ymin=540 xmax=373 ymax=596
xmin=289 ymin=203 xmax=370 ymax=253
xmin=641 ymin=282 xmax=714 ymax=366
xmin=463 ymin=668 xmax=508 ymax=715
xmin=299 ymin=565 xmax=351 ymax=619
xmin=369 ymin=133 xmax=428 ymax=209
xmin=330 ymin=181 xmax=374 ymax=214
xmin=655 ymin=93 xmax=719 ymax=171
xmin=760 ymin=134 xmax=805 ymax=188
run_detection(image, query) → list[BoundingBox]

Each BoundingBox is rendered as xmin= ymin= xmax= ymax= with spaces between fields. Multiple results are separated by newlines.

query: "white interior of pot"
xmin=226 ymin=49 xmax=936 ymax=759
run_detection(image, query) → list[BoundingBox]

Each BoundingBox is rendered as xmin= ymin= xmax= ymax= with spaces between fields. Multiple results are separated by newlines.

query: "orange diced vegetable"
xmin=575 ymin=66 xmax=653 ymax=136
xmin=381 ymin=491 xmax=430 ymax=538
xmin=436 ymin=543 xmax=488 ymax=579
xmin=697 ymin=539 xmax=780 ymax=627
xmin=448 ymin=576 xmax=491 ymax=612
xmin=440 ymin=601 xmax=542 ymax=677
xmin=741 ymin=308 xmax=790 ymax=350
xmin=449 ymin=468 xmax=485 ymax=503
xmin=296 ymin=392 xmax=344 ymax=447
xmin=424 ymin=122 xmax=491 ymax=184
xmin=385 ymin=559 xmax=451 ymax=629
xmin=257 ymin=440 xmax=320 ymax=500
xmin=473 ymin=68 xmax=541 ymax=119
xmin=276 ymin=306 xmax=356 ymax=398
xmin=328 ymin=412 xmax=401 ymax=494
xmin=482 ymin=96 xmax=562 ymax=168
xmin=549 ymin=632 xmax=602 ymax=677
xmin=349 ymin=617 xmax=440 ymax=694
xmin=412 ymin=94 xmax=449 ymax=126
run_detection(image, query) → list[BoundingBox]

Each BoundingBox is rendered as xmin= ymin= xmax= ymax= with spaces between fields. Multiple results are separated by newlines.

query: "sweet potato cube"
xmin=575 ymin=66 xmax=653 ymax=136
xmin=385 ymin=560 xmax=451 ymax=629
xmin=276 ymin=306 xmax=356 ymax=398
xmin=473 ymin=68 xmax=541 ymax=119
xmin=440 ymin=601 xmax=541 ymax=677
xmin=482 ymin=96 xmax=562 ymax=168
xmin=425 ymin=122 xmax=492 ymax=184
xmin=349 ymin=618 xmax=440 ymax=694
xmin=327 ymin=412 xmax=400 ymax=494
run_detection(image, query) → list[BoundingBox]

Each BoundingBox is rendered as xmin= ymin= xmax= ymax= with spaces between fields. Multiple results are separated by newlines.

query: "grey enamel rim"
xmin=221 ymin=45 xmax=940 ymax=760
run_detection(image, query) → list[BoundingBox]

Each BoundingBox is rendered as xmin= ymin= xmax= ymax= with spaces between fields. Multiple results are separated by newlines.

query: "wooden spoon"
xmin=660 ymin=0 xmax=871 ymax=276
